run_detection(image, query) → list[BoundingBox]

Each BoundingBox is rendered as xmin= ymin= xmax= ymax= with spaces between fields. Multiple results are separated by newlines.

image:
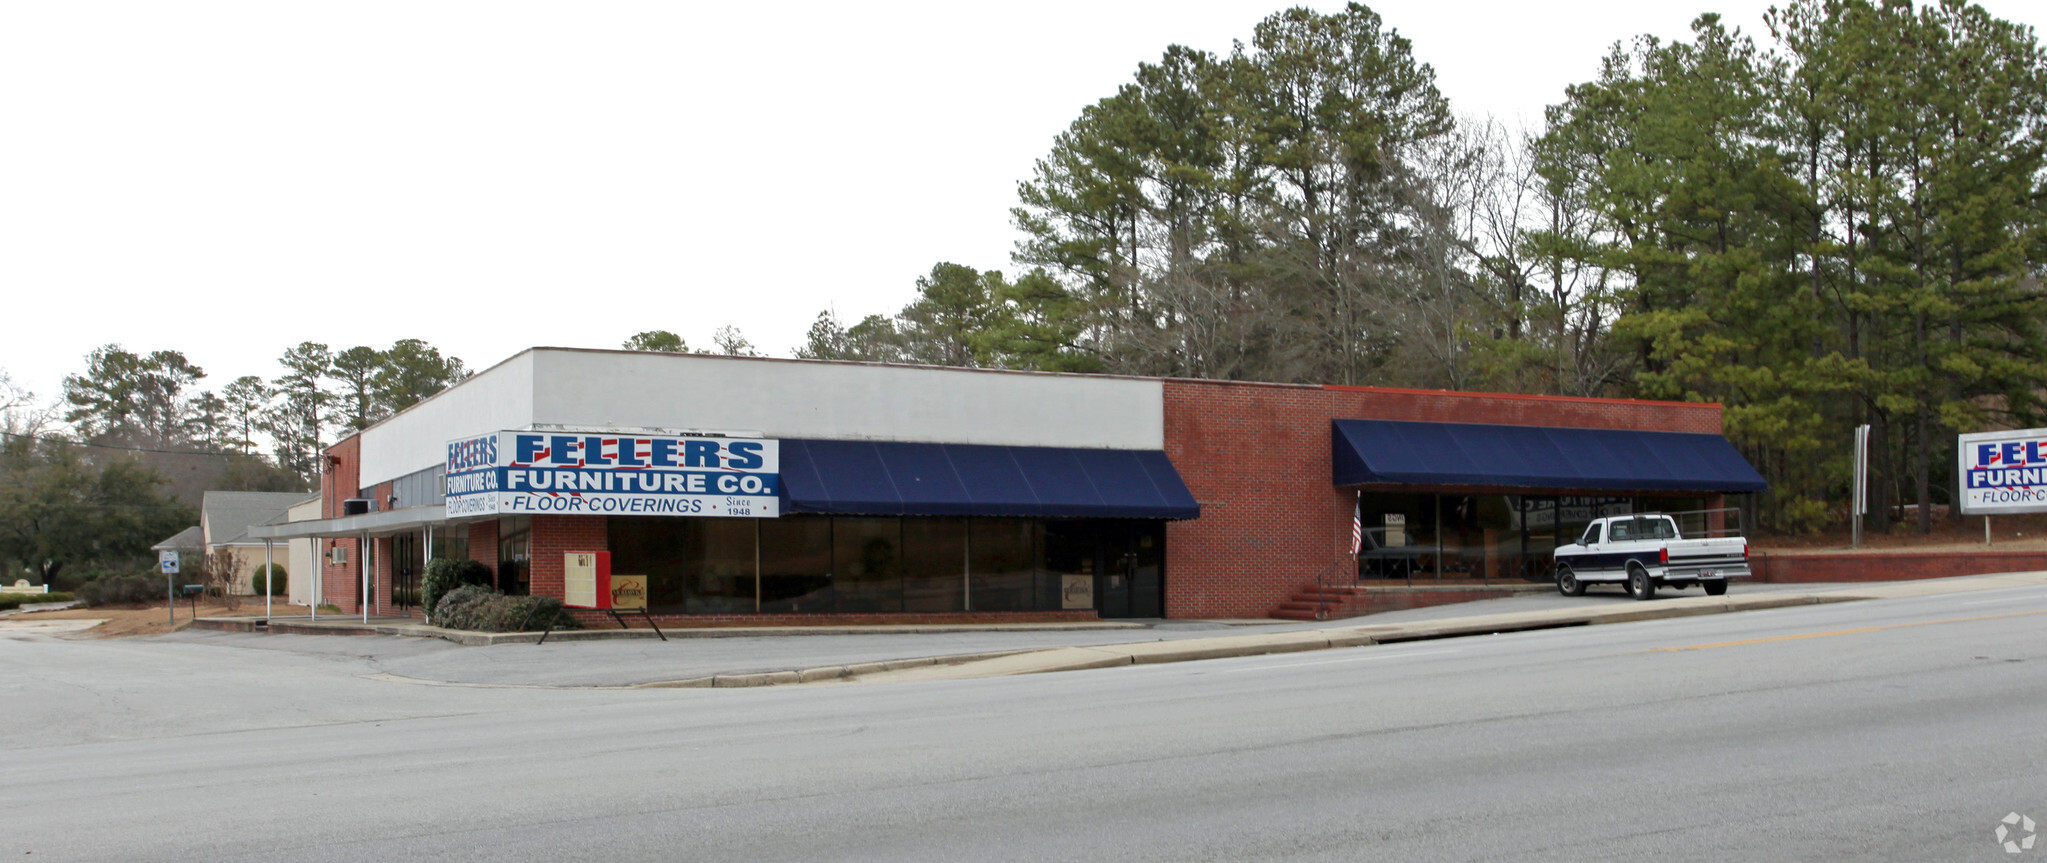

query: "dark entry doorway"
xmin=1045 ymin=521 xmax=1165 ymax=618
xmin=392 ymin=534 xmax=419 ymax=611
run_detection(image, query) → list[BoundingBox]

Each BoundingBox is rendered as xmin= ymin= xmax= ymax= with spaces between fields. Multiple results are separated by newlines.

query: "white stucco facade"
xmin=356 ymin=348 xmax=1166 ymax=487
xmin=286 ymin=496 xmax=320 ymax=606
xmin=359 ymin=351 xmax=538 ymax=486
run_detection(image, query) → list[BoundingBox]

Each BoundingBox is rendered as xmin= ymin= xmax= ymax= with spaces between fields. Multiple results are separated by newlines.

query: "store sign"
xmin=1061 ymin=574 xmax=1094 ymax=610
xmin=1959 ymin=429 xmax=2047 ymax=514
xmin=445 ymin=431 xmax=779 ymax=518
xmin=610 ymin=575 xmax=648 ymax=610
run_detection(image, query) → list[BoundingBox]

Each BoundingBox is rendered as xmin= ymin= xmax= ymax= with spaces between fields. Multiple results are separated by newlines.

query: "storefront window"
xmin=430 ymin=523 xmax=469 ymax=562
xmin=497 ymin=515 xmax=530 ymax=596
xmin=969 ymin=519 xmax=1039 ymax=611
xmin=760 ymin=518 xmax=832 ymax=613
xmin=1509 ymin=496 xmax=1558 ymax=580
xmin=1351 ymin=492 xmax=1660 ymax=582
xmin=1640 ymin=497 xmax=1709 ymax=535
xmin=597 ymin=515 xmax=1156 ymax=615
xmin=901 ymin=519 xmax=966 ymax=612
xmin=833 ymin=518 xmax=902 ymax=612
xmin=609 ymin=517 xmax=689 ymax=613
xmin=684 ymin=519 xmax=757 ymax=614
xmin=1357 ymin=492 xmax=1428 ymax=578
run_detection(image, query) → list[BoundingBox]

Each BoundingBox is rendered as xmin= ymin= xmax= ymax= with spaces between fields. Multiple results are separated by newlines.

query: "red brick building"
xmin=258 ymin=349 xmax=1762 ymax=624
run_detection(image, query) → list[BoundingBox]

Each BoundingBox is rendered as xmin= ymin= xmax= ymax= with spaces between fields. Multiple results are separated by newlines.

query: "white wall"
xmin=358 ymin=351 xmax=537 ymax=486
xmin=529 ymin=349 xmax=1165 ymax=449
xmin=356 ymin=348 xmax=1168 ymax=486
xmin=286 ymin=497 xmax=320 ymax=607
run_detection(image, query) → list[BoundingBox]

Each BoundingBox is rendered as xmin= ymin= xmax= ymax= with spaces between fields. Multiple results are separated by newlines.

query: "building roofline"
xmin=1319 ymin=383 xmax=1721 ymax=410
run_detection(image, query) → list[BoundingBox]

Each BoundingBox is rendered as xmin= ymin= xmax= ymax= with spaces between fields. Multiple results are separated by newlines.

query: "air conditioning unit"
xmin=329 ymin=545 xmax=348 ymax=565
xmin=343 ymin=498 xmax=372 ymax=516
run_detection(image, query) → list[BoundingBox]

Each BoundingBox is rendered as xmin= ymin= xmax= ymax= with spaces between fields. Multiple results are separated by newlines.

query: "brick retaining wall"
xmin=1752 ymin=551 xmax=2047 ymax=582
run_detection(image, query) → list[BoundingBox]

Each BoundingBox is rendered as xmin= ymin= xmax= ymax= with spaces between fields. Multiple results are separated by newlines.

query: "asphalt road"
xmin=4 ymin=584 xmax=2044 ymax=862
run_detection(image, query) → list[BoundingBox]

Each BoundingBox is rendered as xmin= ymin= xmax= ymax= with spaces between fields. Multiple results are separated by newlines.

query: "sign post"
xmin=1851 ymin=425 xmax=1870 ymax=549
xmin=158 ymin=550 xmax=180 ymax=626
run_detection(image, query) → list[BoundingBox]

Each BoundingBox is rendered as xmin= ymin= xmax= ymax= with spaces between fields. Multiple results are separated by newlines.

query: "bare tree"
xmin=0 ymin=370 xmax=59 ymax=438
xmin=204 ymin=546 xmax=243 ymax=611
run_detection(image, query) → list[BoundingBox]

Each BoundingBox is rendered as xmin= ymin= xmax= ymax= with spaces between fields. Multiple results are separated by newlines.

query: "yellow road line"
xmin=1649 ymin=609 xmax=2047 ymax=652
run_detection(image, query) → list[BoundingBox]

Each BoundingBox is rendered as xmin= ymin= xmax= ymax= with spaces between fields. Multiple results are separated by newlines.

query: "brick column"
xmin=529 ymin=515 xmax=607 ymax=601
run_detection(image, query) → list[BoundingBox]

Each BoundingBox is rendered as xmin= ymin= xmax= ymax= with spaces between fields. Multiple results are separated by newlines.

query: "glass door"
xmin=391 ymin=533 xmax=419 ymax=610
xmin=1044 ymin=522 xmax=1165 ymax=619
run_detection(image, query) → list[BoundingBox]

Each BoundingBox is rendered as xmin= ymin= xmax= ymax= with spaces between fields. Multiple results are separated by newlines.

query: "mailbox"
xmin=180 ymin=584 xmax=204 ymax=598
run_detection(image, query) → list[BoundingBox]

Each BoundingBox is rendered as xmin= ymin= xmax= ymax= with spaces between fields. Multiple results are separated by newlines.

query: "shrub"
xmin=431 ymin=584 xmax=496 ymax=630
xmin=422 ymin=559 xmax=463 ymax=620
xmin=53 ymin=568 xmax=102 ymax=593
xmin=423 ymin=559 xmax=494 ymax=621
xmin=250 ymin=564 xmax=287 ymax=596
xmin=76 ymin=574 xmax=162 ymax=606
xmin=485 ymin=596 xmax=571 ymax=633
xmin=431 ymin=585 xmax=576 ymax=633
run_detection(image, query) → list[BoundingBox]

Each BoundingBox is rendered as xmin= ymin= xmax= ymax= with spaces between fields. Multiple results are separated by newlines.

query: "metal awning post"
xmin=264 ymin=540 xmax=274 ymax=621
xmin=422 ymin=524 xmax=433 ymax=618
xmin=361 ymin=531 xmax=370 ymax=623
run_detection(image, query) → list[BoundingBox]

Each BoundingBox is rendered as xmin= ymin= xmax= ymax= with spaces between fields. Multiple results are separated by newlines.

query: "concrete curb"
xmin=631 ymin=650 xmax=1037 ymax=689
xmin=200 ymin=618 xmax=1147 ymax=645
xmin=0 ymin=600 xmax=83 ymax=617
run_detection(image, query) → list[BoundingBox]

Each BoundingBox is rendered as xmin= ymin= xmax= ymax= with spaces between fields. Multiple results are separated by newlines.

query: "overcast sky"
xmin=4 ymin=0 xmax=2042 ymax=408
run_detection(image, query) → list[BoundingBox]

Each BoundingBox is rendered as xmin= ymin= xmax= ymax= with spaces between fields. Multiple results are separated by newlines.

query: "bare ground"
xmin=7 ymin=600 xmax=313 ymax=638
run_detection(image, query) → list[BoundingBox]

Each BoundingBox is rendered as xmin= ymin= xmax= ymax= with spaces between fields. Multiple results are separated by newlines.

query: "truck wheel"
xmin=1556 ymin=565 xmax=1585 ymax=597
xmin=1703 ymin=580 xmax=1729 ymax=596
xmin=1626 ymin=563 xmax=1657 ymax=601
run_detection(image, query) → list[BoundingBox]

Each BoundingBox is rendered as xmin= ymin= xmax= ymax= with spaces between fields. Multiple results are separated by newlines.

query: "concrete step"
xmin=1268 ymin=583 xmax=1551 ymax=621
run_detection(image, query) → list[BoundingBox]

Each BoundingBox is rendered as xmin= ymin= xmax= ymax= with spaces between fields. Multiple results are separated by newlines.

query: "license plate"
xmin=1701 ymin=570 xmax=1717 ymax=577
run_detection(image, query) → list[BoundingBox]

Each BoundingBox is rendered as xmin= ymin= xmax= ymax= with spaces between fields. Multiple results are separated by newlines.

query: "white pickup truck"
xmin=1553 ymin=514 xmax=1750 ymax=600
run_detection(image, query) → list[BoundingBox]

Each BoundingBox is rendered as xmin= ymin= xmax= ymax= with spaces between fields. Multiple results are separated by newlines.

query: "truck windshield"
xmin=1609 ymin=517 xmax=1678 ymax=541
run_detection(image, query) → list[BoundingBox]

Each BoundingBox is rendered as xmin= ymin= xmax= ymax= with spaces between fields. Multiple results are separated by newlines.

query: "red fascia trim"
xmin=1320 ymin=384 xmax=1721 ymax=410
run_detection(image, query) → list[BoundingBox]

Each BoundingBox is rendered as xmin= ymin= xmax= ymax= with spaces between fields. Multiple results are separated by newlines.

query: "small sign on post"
xmin=160 ymin=551 xmax=180 ymax=625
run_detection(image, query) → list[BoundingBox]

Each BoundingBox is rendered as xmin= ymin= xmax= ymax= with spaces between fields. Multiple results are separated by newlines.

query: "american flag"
xmin=1349 ymin=493 xmax=1363 ymax=554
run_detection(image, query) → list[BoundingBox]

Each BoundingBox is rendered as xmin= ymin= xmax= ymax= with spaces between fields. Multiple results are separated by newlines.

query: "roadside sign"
xmin=1959 ymin=428 xmax=2047 ymax=515
xmin=159 ymin=550 xmax=180 ymax=575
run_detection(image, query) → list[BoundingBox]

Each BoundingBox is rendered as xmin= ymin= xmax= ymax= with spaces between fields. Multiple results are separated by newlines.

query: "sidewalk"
xmin=158 ymin=571 xmax=2047 ymax=689
xmin=855 ymin=572 xmax=2047 ymax=685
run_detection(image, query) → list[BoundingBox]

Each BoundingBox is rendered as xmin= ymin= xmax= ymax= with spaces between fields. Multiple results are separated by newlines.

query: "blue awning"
xmin=1332 ymin=419 xmax=1767 ymax=492
xmin=778 ymin=440 xmax=1201 ymax=519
